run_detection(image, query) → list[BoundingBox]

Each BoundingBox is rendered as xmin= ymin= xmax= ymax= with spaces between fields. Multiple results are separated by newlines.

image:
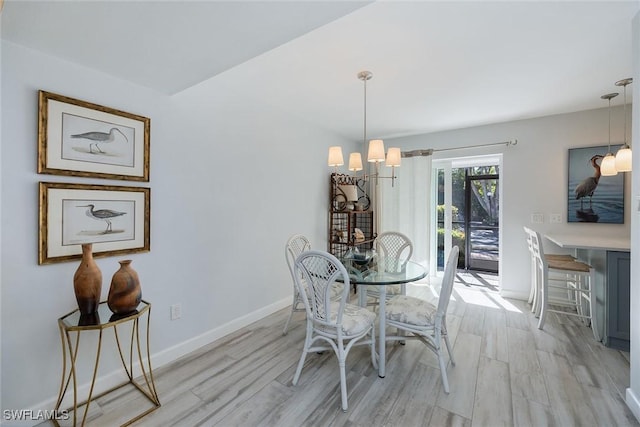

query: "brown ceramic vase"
xmin=108 ymin=260 xmax=142 ymax=314
xmin=73 ymin=243 xmax=102 ymax=315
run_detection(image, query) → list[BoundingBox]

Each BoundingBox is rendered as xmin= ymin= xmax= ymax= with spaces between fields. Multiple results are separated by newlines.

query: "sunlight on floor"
xmin=408 ymin=271 xmax=523 ymax=313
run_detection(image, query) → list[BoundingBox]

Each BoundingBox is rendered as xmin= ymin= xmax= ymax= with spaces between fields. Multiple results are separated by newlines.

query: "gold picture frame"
xmin=39 ymin=182 xmax=150 ymax=264
xmin=38 ymin=91 xmax=150 ymax=181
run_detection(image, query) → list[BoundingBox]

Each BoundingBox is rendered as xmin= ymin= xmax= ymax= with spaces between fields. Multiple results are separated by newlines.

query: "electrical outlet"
xmin=531 ymin=213 xmax=544 ymax=224
xmin=170 ymin=303 xmax=182 ymax=320
xmin=550 ymin=213 xmax=562 ymax=223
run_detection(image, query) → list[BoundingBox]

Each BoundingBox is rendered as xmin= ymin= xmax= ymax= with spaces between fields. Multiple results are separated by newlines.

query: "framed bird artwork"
xmin=37 ymin=90 xmax=150 ymax=181
xmin=39 ymin=182 xmax=150 ymax=264
xmin=567 ymin=145 xmax=625 ymax=224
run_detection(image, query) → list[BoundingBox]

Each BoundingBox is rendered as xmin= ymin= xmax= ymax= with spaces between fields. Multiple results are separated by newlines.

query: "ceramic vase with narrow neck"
xmin=108 ymin=260 xmax=142 ymax=314
xmin=73 ymin=243 xmax=102 ymax=315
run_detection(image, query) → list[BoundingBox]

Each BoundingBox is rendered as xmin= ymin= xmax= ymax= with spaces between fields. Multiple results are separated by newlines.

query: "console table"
xmin=54 ymin=300 xmax=160 ymax=426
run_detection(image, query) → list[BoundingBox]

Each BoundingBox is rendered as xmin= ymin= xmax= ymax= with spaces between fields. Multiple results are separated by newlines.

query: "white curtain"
xmin=378 ymin=156 xmax=432 ymax=268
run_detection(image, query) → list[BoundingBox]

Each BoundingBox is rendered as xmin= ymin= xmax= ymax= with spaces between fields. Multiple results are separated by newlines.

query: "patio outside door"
xmin=433 ymin=155 xmax=501 ymax=274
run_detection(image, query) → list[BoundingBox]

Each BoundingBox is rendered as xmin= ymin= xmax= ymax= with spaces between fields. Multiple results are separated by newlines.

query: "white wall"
xmin=626 ymin=10 xmax=640 ymax=422
xmin=0 ymin=40 xmax=354 ymax=416
xmin=387 ymin=106 xmax=632 ymax=299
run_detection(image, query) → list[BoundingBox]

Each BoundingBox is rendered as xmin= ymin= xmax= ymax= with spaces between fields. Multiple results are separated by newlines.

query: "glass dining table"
xmin=340 ymin=256 xmax=427 ymax=378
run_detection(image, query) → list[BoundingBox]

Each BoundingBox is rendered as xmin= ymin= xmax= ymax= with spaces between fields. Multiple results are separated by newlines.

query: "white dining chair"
xmin=283 ymin=235 xmax=343 ymax=335
xmin=291 ymin=250 xmax=377 ymax=412
xmin=282 ymin=234 xmax=312 ymax=335
xmin=363 ymin=231 xmax=413 ymax=305
xmin=384 ymin=246 xmax=459 ymax=393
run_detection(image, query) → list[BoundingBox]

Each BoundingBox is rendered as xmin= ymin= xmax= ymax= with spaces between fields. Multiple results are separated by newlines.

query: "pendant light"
xmin=327 ymin=71 xmax=400 ymax=185
xmin=358 ymin=71 xmax=400 ymax=185
xmin=615 ymin=78 xmax=633 ymax=172
xmin=600 ymin=92 xmax=619 ymax=177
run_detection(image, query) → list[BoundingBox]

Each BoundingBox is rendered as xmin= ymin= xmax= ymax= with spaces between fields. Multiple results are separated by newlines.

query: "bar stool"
xmin=528 ymin=229 xmax=599 ymax=341
xmin=524 ymin=226 xmax=576 ymax=314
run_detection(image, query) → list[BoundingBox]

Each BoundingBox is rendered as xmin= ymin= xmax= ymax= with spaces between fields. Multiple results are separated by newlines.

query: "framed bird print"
xmin=38 ymin=90 xmax=150 ymax=181
xmin=39 ymin=182 xmax=150 ymax=264
xmin=567 ymin=144 xmax=624 ymax=223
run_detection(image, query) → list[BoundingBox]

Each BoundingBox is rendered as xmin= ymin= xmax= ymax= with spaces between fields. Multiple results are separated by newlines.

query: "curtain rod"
xmin=402 ymin=139 xmax=517 ymax=157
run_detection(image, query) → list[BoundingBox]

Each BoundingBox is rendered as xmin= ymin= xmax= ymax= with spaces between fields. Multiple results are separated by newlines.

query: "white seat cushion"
xmin=321 ymin=303 xmax=376 ymax=336
xmin=386 ymin=295 xmax=436 ymax=326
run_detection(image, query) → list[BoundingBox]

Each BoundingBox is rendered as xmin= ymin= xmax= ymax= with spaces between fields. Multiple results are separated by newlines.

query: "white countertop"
xmin=545 ymin=233 xmax=630 ymax=251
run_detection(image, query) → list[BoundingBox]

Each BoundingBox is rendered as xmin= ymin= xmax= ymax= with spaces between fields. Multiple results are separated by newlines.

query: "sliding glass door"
xmin=433 ymin=156 xmax=501 ymax=273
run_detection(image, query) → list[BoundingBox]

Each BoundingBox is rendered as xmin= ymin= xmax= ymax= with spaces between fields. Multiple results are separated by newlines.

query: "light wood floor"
xmin=48 ymin=272 xmax=638 ymax=426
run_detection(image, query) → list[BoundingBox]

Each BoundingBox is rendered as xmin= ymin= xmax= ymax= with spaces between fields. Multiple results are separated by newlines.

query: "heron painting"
xmin=568 ymin=145 xmax=624 ymax=223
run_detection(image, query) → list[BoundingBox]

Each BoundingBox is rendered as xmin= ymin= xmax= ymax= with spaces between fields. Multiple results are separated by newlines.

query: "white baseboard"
xmin=151 ymin=296 xmax=290 ymax=369
xmin=627 ymin=388 xmax=640 ymax=422
xmin=20 ymin=297 xmax=291 ymax=427
xmin=499 ymin=289 xmax=529 ymax=300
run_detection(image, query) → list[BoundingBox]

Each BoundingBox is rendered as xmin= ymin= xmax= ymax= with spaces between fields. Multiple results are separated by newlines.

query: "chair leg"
xmin=283 ymin=293 xmax=299 ymax=335
xmin=528 ymin=259 xmax=536 ymax=305
xmin=293 ymin=325 xmax=311 ymax=385
xmin=292 ymin=349 xmax=307 ymax=386
xmin=442 ymin=319 xmax=455 ymax=366
xmin=438 ymin=349 xmax=450 ymax=394
xmin=531 ymin=264 xmax=541 ymax=316
xmin=282 ymin=308 xmax=295 ymax=336
xmin=338 ymin=346 xmax=348 ymax=412
xmin=537 ymin=269 xmax=548 ymax=330
xmin=370 ymin=328 xmax=378 ymax=370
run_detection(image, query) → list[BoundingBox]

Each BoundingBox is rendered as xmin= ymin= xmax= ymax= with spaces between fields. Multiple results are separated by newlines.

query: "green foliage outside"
xmin=437 ymin=205 xmax=466 ymax=266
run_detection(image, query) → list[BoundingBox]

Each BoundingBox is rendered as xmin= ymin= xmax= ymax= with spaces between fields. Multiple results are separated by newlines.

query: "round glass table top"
xmin=340 ymin=257 xmax=427 ymax=285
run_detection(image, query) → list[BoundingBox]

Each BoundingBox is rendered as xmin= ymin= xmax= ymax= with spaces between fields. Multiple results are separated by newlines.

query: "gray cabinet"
xmin=606 ymin=251 xmax=630 ymax=351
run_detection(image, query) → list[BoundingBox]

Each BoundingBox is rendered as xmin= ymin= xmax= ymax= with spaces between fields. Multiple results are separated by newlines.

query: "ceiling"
xmin=2 ymin=1 xmax=639 ymax=141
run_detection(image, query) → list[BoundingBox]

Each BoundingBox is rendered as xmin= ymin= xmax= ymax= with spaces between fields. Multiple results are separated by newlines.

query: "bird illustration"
xmin=78 ymin=204 xmax=126 ymax=233
xmin=70 ymin=127 xmax=128 ymax=154
xmin=574 ymin=154 xmax=604 ymax=210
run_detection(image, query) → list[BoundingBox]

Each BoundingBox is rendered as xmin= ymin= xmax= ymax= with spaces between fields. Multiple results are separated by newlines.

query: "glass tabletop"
xmin=59 ymin=300 xmax=150 ymax=330
xmin=340 ymin=257 xmax=427 ymax=285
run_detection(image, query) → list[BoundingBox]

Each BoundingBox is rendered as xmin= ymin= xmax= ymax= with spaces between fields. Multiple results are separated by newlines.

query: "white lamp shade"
xmin=600 ymin=153 xmax=618 ymax=176
xmin=328 ymin=146 xmax=344 ymax=167
xmin=367 ymin=139 xmax=385 ymax=163
xmin=348 ymin=152 xmax=363 ymax=171
xmin=338 ymin=184 xmax=359 ymax=202
xmin=386 ymin=147 xmax=401 ymax=167
xmin=615 ymin=146 xmax=632 ymax=172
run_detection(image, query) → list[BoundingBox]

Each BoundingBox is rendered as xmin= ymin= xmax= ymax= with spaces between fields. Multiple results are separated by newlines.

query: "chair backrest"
xmin=376 ymin=231 xmax=413 ymax=268
xmin=285 ymin=234 xmax=311 ymax=280
xmin=527 ymin=229 xmax=547 ymax=270
xmin=436 ymin=246 xmax=460 ymax=322
xmin=293 ymin=250 xmax=350 ymax=329
xmin=523 ymin=226 xmax=533 ymax=254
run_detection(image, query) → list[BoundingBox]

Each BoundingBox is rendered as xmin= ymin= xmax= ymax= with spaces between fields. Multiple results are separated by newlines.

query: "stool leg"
xmin=537 ymin=267 xmax=548 ymax=330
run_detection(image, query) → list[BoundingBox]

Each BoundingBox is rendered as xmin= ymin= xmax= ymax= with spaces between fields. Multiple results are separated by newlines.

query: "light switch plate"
xmin=550 ymin=213 xmax=561 ymax=223
xmin=531 ymin=213 xmax=544 ymax=224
